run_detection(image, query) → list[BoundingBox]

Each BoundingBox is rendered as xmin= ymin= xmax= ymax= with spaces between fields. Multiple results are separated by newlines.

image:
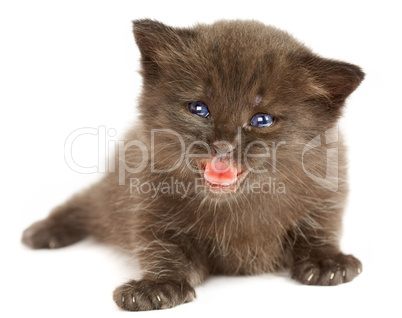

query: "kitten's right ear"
xmin=132 ymin=19 xmax=195 ymax=80
xmin=132 ymin=19 xmax=171 ymax=59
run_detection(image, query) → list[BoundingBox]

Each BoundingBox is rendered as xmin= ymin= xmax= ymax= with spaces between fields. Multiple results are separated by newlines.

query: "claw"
xmin=132 ymin=296 xmax=136 ymax=303
xmin=122 ymin=296 xmax=125 ymax=303
xmin=156 ymin=295 xmax=161 ymax=302
xmin=307 ymin=273 xmax=314 ymax=282
xmin=48 ymin=239 xmax=56 ymax=249
xmin=330 ymin=272 xmax=335 ymax=280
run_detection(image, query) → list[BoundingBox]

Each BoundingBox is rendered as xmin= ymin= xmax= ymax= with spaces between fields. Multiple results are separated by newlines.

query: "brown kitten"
xmin=22 ymin=19 xmax=364 ymax=311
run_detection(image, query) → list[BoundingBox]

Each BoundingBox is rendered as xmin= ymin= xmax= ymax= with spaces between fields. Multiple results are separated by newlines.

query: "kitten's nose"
xmin=212 ymin=141 xmax=235 ymax=157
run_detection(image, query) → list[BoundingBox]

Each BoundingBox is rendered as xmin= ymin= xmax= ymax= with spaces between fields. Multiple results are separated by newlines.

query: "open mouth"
xmin=199 ymin=159 xmax=249 ymax=194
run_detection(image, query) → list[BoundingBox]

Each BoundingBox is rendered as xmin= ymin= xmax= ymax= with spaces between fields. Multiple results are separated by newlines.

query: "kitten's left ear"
xmin=304 ymin=56 xmax=365 ymax=104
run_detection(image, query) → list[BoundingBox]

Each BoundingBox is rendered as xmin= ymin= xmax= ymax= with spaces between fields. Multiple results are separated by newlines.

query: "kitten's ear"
xmin=132 ymin=19 xmax=196 ymax=80
xmin=304 ymin=56 xmax=365 ymax=104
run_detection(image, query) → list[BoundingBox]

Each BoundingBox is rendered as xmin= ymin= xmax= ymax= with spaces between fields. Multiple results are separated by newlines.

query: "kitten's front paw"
xmin=113 ymin=279 xmax=195 ymax=311
xmin=291 ymin=253 xmax=362 ymax=286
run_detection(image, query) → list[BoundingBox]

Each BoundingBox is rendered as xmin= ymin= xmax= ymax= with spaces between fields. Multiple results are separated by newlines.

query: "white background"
xmin=1 ymin=0 xmax=401 ymax=317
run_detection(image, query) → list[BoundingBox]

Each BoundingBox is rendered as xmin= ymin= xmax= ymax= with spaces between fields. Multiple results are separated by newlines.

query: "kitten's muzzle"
xmin=197 ymin=158 xmax=249 ymax=194
xmin=212 ymin=141 xmax=235 ymax=158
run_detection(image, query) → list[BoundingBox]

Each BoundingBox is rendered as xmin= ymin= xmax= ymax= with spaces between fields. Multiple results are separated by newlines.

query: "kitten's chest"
xmin=192 ymin=209 xmax=291 ymax=275
xmin=206 ymin=223 xmax=289 ymax=274
xmin=175 ymin=194 xmax=299 ymax=274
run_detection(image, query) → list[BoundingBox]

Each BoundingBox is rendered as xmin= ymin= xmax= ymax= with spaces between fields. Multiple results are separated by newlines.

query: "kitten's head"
xmin=132 ymin=19 xmax=364 ymax=195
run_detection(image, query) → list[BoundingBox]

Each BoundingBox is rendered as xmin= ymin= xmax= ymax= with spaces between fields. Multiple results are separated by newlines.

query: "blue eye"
xmin=188 ymin=102 xmax=210 ymax=118
xmin=250 ymin=114 xmax=274 ymax=127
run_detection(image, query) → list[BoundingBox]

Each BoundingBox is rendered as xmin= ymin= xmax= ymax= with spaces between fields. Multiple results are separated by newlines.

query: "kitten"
xmin=22 ymin=19 xmax=364 ymax=311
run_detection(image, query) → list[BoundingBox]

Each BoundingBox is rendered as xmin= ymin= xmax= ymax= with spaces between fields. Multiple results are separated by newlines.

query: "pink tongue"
xmin=204 ymin=161 xmax=238 ymax=186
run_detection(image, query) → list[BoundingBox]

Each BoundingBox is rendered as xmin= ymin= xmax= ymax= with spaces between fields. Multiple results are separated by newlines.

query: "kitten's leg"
xmin=289 ymin=212 xmax=362 ymax=286
xmin=22 ymin=199 xmax=89 ymax=249
xmin=113 ymin=237 xmax=209 ymax=311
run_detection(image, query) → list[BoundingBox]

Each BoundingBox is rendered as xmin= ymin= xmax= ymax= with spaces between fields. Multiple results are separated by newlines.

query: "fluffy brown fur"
xmin=22 ymin=19 xmax=364 ymax=311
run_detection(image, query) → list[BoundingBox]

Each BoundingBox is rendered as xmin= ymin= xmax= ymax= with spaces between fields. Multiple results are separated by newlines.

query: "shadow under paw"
xmin=113 ymin=279 xmax=195 ymax=311
xmin=291 ymin=253 xmax=362 ymax=286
